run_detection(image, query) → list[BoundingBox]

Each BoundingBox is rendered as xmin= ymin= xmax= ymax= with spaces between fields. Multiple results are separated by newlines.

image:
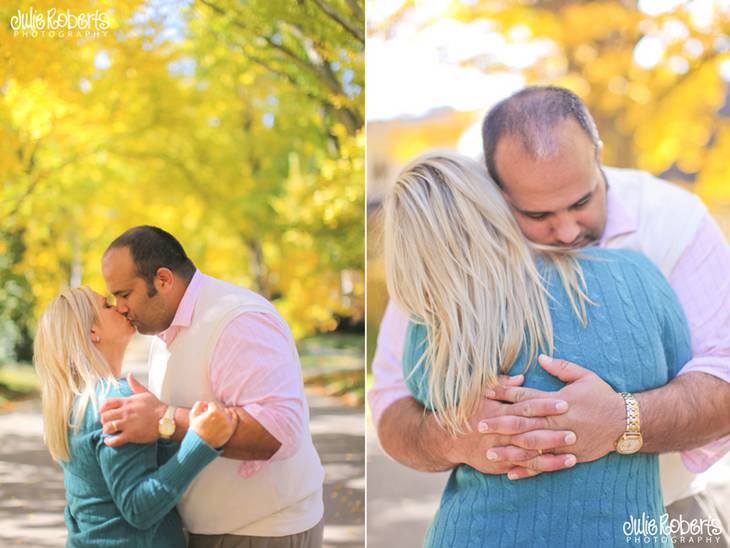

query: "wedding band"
xmin=111 ymin=420 xmax=118 ymax=433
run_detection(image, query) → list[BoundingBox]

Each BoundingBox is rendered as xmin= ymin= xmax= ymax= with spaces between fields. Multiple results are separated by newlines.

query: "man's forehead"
xmin=102 ymin=247 xmax=138 ymax=284
xmin=507 ymin=176 xmax=596 ymax=213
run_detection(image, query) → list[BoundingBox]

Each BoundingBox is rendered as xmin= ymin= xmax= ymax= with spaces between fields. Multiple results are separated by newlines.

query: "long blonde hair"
xmin=33 ymin=287 xmax=117 ymax=461
xmin=383 ymin=150 xmax=590 ymax=434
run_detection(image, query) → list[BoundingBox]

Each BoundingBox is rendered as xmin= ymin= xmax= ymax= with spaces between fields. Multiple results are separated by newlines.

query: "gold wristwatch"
xmin=615 ymin=392 xmax=642 ymax=454
xmin=158 ymin=405 xmax=177 ymax=439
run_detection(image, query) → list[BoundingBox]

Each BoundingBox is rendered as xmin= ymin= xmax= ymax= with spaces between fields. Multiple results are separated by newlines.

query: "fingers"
xmin=538 ymin=355 xmax=591 ymax=383
xmin=103 ymin=434 xmax=129 ymax=448
xmin=202 ymin=401 xmax=224 ymax=419
xmin=100 ymin=409 xmax=123 ymax=427
xmin=190 ymin=401 xmax=206 ymax=419
xmin=99 ymin=397 xmax=124 ymax=414
xmin=510 ymin=430 xmax=577 ymax=451
xmin=225 ymin=407 xmax=239 ymax=427
xmin=126 ymin=373 xmax=149 ymax=394
xmin=479 ymin=415 xmax=549 ymax=435
xmin=494 ymin=398 xmax=569 ymax=419
xmin=507 ymin=453 xmax=577 ymax=480
xmin=496 ymin=374 xmax=524 ymax=387
xmin=486 ymin=384 xmax=551 ymax=403
xmin=486 ymin=446 xmax=540 ymax=463
xmin=206 ymin=401 xmax=224 ymax=413
xmin=101 ymin=417 xmax=124 ymax=435
xmin=507 ymin=466 xmax=541 ymax=480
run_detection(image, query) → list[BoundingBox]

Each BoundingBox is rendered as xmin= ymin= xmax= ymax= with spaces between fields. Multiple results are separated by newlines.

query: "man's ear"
xmin=155 ymin=267 xmax=175 ymax=293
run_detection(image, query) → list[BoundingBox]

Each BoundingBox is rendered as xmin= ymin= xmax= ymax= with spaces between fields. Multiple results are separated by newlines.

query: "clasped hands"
xmin=452 ymin=355 xmax=626 ymax=480
xmin=99 ymin=373 xmax=238 ymax=449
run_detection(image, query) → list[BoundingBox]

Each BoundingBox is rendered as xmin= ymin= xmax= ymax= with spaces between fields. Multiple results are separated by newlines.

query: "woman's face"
xmin=91 ymin=290 xmax=135 ymax=344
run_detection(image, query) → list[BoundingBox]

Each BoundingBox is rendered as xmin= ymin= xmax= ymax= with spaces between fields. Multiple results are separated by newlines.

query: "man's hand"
xmin=485 ymin=355 xmax=625 ymax=479
xmin=377 ymin=374 xmax=578 ymax=477
xmin=100 ymin=373 xmax=167 ymax=447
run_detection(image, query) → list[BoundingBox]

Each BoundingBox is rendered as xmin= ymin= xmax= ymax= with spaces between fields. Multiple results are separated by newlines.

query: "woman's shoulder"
xmin=579 ymin=246 xmax=665 ymax=283
xmin=578 ymin=247 xmax=679 ymax=314
xmin=73 ymin=379 xmax=131 ymax=429
xmin=98 ymin=378 xmax=133 ymax=400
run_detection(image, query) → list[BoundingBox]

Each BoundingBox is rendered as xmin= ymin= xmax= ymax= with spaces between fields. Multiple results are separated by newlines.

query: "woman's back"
xmin=403 ymin=248 xmax=691 ymax=547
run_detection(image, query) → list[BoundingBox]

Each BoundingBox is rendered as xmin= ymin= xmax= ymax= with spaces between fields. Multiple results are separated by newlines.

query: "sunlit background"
xmin=367 ymin=0 xmax=730 ymax=367
xmin=0 ymin=1 xmax=364 ymax=545
xmin=366 ymin=1 xmax=730 ymax=545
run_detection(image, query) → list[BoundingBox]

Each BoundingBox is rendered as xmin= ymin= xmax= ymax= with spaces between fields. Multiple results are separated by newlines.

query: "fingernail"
xmin=564 ymin=432 xmax=576 ymax=444
xmin=565 ymin=455 xmax=576 ymax=467
xmin=478 ymin=421 xmax=489 ymax=433
xmin=487 ymin=450 xmax=499 ymax=461
xmin=507 ymin=471 xmax=517 ymax=480
xmin=485 ymin=389 xmax=496 ymax=398
xmin=540 ymin=354 xmax=552 ymax=364
xmin=555 ymin=401 xmax=568 ymax=412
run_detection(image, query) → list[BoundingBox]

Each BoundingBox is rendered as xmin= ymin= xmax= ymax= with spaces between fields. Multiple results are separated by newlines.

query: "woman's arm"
xmin=95 ymin=427 xmax=220 ymax=530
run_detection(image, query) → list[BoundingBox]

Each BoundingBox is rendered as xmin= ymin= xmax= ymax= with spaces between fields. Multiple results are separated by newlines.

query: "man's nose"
xmin=116 ymin=302 xmax=129 ymax=315
xmin=553 ymin=215 xmax=581 ymax=247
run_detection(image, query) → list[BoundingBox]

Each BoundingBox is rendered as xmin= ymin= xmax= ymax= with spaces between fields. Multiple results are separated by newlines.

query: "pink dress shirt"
xmin=368 ymin=185 xmax=730 ymax=473
xmin=159 ymin=271 xmax=306 ymax=478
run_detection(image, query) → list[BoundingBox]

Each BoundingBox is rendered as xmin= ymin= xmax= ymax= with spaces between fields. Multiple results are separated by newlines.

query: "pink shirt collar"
xmin=600 ymin=181 xmax=637 ymax=245
xmin=158 ymin=269 xmax=204 ymax=345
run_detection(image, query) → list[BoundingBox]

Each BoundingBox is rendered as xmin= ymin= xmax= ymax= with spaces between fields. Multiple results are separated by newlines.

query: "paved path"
xmin=366 ymin=420 xmax=447 ymax=548
xmin=0 ymin=336 xmax=364 ymax=547
xmin=366 ymin=417 xmax=730 ymax=548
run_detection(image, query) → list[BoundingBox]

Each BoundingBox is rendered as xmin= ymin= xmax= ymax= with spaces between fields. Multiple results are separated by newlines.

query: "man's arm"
xmin=100 ymin=374 xmax=282 ymax=460
xmin=370 ymin=301 xmax=577 ymax=476
xmin=101 ymin=312 xmax=308 ymax=467
xmin=487 ymin=217 xmax=730 ymax=478
xmin=636 ymin=372 xmax=730 ymax=453
xmin=379 ymin=392 xmax=577 ymax=477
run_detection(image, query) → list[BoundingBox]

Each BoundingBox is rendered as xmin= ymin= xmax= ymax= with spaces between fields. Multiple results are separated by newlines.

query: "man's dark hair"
xmin=482 ymin=86 xmax=601 ymax=188
xmin=105 ymin=226 xmax=196 ymax=297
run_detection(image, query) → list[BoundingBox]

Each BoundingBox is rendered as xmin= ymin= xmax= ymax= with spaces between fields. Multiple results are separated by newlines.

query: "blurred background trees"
xmin=1 ymin=0 xmax=364 ymax=374
xmin=366 ymin=0 xmax=730 ymax=368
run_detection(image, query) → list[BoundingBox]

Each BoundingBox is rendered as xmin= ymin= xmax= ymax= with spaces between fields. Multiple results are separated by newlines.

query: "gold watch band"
xmin=620 ymin=392 xmax=640 ymax=433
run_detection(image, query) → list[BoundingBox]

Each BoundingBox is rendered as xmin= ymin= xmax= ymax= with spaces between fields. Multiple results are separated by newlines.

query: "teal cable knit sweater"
xmin=404 ymin=248 xmax=691 ymax=548
xmin=60 ymin=379 xmax=221 ymax=547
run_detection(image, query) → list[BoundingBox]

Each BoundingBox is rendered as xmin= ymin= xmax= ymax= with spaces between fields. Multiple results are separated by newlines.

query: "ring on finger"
xmin=537 ymin=449 xmax=543 ymax=456
xmin=111 ymin=420 xmax=118 ymax=433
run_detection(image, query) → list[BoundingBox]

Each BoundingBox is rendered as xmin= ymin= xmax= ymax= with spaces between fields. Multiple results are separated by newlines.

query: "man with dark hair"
xmin=99 ymin=226 xmax=325 ymax=547
xmin=107 ymin=225 xmax=197 ymax=296
xmin=370 ymin=86 xmax=730 ymax=545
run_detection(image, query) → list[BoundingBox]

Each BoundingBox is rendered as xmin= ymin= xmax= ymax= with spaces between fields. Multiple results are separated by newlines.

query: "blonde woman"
xmin=33 ymin=287 xmax=236 ymax=547
xmin=383 ymin=150 xmax=691 ymax=547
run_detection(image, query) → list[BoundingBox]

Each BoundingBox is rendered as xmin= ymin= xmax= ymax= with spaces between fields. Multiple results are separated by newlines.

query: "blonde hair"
xmin=33 ymin=287 xmax=117 ymax=461
xmin=383 ymin=150 xmax=590 ymax=434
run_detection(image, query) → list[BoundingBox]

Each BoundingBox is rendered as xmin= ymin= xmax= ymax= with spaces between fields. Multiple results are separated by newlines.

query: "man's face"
xmin=493 ymin=117 xmax=608 ymax=248
xmin=101 ymin=247 xmax=174 ymax=335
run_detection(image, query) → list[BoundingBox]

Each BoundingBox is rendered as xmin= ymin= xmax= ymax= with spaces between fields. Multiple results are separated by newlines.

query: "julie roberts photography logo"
xmin=10 ymin=7 xmax=110 ymax=38
xmin=624 ymin=512 xmax=725 ymax=544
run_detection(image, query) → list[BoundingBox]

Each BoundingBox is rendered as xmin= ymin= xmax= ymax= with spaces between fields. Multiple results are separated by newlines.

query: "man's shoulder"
xmin=199 ymin=274 xmax=272 ymax=305
xmin=605 ymin=166 xmax=705 ymax=211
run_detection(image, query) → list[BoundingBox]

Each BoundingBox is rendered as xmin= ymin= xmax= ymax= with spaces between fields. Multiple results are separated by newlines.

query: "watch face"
xmin=617 ymin=436 xmax=642 ymax=454
xmin=159 ymin=420 xmax=175 ymax=437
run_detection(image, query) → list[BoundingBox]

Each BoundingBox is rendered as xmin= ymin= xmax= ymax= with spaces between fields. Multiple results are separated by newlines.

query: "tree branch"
xmin=309 ymin=0 xmax=364 ymax=44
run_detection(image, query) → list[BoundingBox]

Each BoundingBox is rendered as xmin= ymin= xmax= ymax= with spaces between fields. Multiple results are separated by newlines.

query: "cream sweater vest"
xmin=148 ymin=276 xmax=324 ymax=536
xmin=603 ymin=167 xmax=710 ymax=506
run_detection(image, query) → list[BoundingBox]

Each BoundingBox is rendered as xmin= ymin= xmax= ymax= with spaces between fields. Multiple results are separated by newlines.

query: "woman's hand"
xmin=189 ymin=401 xmax=238 ymax=448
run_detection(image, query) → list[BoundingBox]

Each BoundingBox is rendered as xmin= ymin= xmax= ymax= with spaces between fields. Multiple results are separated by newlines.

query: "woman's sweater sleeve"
xmin=95 ymin=428 xmax=219 ymax=530
xmin=92 ymin=383 xmax=220 ymax=530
